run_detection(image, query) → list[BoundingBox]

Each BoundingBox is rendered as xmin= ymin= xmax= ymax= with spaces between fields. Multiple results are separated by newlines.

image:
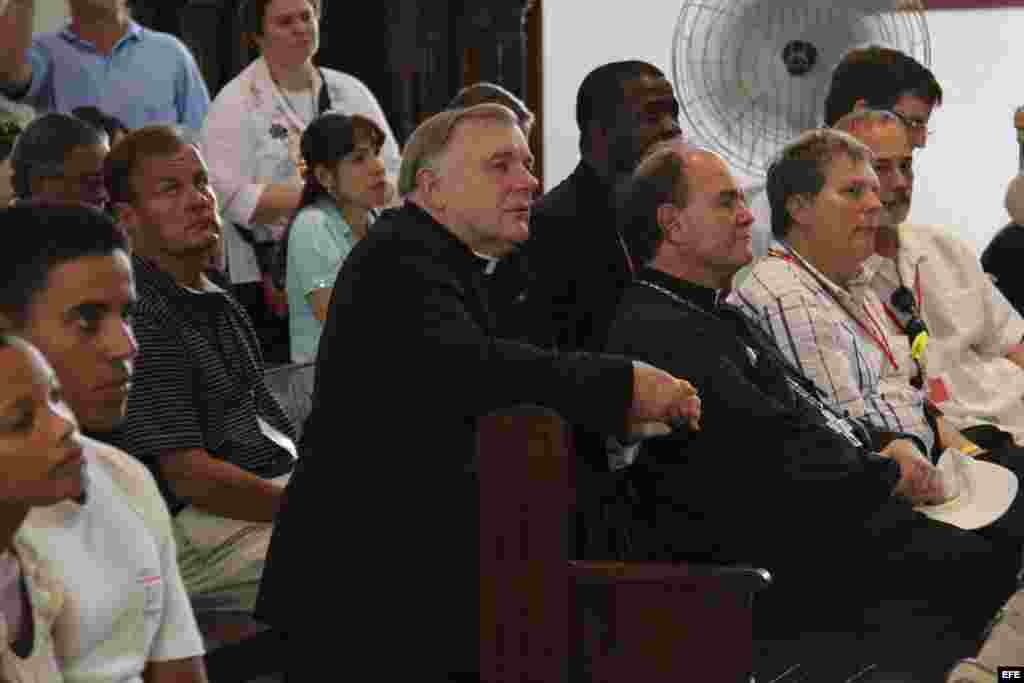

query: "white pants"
xmin=173 ymin=473 xmax=290 ymax=613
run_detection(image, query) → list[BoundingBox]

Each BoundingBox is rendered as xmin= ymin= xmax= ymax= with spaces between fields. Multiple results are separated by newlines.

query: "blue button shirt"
xmin=20 ymin=21 xmax=210 ymax=132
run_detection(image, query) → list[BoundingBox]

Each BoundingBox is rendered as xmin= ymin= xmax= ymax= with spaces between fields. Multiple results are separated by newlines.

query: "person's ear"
xmin=313 ymin=165 xmax=334 ymax=195
xmin=114 ymin=202 xmax=141 ymax=243
xmin=416 ymin=167 xmax=444 ymax=210
xmin=785 ymin=193 xmax=812 ymax=227
xmin=588 ymin=120 xmax=610 ymax=157
xmin=656 ymin=202 xmax=680 ymax=241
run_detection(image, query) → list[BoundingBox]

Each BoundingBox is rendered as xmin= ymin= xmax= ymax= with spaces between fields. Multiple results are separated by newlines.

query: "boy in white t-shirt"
xmin=24 ymin=436 xmax=205 ymax=681
xmin=0 ymin=335 xmax=69 ymax=683
xmin=0 ymin=203 xmax=206 ymax=681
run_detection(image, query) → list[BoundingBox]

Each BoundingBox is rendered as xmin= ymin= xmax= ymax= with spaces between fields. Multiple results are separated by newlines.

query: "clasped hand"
xmin=884 ymin=438 xmax=948 ymax=506
xmin=627 ymin=361 xmax=702 ymax=441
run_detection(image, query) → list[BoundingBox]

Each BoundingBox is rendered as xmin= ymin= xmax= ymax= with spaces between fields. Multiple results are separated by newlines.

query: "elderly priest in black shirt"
xmin=604 ymin=140 xmax=1021 ymax=680
xmin=256 ymin=103 xmax=703 ymax=682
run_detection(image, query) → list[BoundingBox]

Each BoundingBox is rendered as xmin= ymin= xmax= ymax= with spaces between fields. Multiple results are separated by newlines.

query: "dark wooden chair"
xmin=478 ymin=405 xmax=771 ymax=682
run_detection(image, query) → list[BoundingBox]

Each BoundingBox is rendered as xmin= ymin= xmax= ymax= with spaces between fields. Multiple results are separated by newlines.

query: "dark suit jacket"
xmin=604 ymin=268 xmax=904 ymax=567
xmin=256 ymin=202 xmax=634 ymax=676
xmin=982 ymin=222 xmax=1024 ymax=316
xmin=511 ymin=160 xmax=634 ymax=352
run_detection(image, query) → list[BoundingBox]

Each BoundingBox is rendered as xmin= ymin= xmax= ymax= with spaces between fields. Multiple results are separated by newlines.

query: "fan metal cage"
xmin=672 ymin=0 xmax=931 ymax=179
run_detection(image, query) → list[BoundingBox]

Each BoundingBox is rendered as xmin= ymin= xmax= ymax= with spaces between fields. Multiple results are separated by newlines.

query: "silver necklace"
xmin=635 ymin=279 xmax=718 ymax=317
xmin=275 ymin=71 xmax=318 ymax=126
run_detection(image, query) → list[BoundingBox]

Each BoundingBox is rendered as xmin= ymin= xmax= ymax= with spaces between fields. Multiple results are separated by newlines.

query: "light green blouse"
xmin=285 ymin=198 xmax=356 ymax=363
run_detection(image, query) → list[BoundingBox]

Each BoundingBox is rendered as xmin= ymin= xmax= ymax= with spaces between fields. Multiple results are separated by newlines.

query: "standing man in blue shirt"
xmin=0 ymin=0 xmax=210 ymax=132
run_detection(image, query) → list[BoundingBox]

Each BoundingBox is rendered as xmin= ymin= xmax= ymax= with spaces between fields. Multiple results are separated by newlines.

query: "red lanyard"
xmin=857 ymin=304 xmax=900 ymax=371
xmin=767 ymin=249 xmax=900 ymax=371
xmin=882 ymin=264 xmax=922 ymax=329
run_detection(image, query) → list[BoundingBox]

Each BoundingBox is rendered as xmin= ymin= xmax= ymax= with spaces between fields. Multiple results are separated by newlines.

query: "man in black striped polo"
xmin=100 ymin=124 xmax=296 ymax=615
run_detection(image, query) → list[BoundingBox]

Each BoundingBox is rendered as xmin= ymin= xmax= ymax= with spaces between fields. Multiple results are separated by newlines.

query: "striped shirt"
xmin=106 ymin=255 xmax=296 ymax=513
xmin=728 ymin=243 xmax=935 ymax=456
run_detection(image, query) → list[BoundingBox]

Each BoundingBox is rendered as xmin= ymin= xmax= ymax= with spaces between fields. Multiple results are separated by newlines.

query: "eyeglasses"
xmin=891 ymin=111 xmax=935 ymax=138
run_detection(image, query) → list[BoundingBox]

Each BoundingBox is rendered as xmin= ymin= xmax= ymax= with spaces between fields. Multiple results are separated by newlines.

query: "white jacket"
xmin=869 ymin=222 xmax=1024 ymax=442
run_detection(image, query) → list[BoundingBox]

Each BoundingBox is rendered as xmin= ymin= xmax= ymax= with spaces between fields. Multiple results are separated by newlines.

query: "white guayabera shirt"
xmin=870 ymin=222 xmax=1024 ymax=443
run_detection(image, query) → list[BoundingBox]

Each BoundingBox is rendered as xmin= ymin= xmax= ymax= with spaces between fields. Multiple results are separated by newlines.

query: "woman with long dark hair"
xmin=279 ymin=111 xmax=393 ymax=362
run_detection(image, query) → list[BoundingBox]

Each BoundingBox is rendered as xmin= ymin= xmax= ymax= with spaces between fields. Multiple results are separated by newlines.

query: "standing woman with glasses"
xmin=201 ymin=0 xmax=400 ymax=364
xmin=276 ymin=112 xmax=394 ymax=363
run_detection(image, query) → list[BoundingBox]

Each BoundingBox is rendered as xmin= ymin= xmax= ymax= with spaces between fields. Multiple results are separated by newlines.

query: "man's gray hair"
xmin=447 ymin=82 xmax=534 ymax=133
xmin=397 ymin=103 xmax=520 ymax=197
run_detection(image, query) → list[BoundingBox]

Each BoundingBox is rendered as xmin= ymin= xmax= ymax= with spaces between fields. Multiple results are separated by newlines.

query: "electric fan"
xmin=672 ymin=0 xmax=932 ymax=182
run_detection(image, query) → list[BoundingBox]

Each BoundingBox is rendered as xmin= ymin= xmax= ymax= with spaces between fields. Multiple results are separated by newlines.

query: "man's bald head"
xmin=619 ymin=141 xmax=695 ymax=267
xmin=620 ymin=144 xmax=753 ymax=287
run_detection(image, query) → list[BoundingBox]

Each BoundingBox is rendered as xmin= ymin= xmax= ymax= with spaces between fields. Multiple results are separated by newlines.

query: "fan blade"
xmin=673 ymin=0 xmax=932 ymax=179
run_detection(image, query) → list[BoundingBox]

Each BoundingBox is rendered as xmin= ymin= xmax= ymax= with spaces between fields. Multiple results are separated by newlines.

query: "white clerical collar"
xmin=473 ymin=251 xmax=499 ymax=275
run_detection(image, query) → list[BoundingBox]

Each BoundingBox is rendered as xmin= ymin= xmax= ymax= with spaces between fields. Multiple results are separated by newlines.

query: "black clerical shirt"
xmin=605 ymin=266 xmax=902 ymax=563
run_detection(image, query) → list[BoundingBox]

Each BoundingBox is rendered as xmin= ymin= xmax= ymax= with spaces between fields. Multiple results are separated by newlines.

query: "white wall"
xmin=543 ymin=3 xmax=1023 ymax=254
xmin=918 ymin=8 xmax=1022 ymax=252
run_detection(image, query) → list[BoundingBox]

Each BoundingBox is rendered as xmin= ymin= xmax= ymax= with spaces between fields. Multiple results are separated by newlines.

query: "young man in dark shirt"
xmin=506 ymin=60 xmax=684 ymax=351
